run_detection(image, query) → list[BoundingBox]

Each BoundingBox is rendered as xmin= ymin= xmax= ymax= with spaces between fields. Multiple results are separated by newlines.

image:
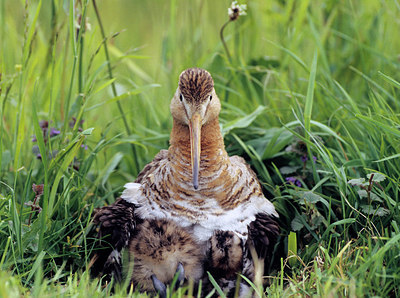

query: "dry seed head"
xmin=228 ymin=1 xmax=247 ymax=21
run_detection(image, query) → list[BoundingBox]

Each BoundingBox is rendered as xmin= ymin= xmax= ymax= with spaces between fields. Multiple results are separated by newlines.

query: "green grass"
xmin=1 ymin=0 xmax=400 ymax=296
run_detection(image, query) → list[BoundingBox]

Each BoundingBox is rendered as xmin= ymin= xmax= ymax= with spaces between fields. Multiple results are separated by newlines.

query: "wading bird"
xmin=93 ymin=68 xmax=279 ymax=295
xmin=128 ymin=218 xmax=204 ymax=297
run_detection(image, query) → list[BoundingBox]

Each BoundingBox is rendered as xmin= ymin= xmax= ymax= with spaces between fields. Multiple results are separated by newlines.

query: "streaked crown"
xmin=179 ymin=68 xmax=214 ymax=103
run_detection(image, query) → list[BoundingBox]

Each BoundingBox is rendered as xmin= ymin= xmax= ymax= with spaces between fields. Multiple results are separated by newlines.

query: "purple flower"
xmin=36 ymin=153 xmax=42 ymax=160
xmin=81 ymin=144 xmax=88 ymax=150
xmin=286 ymin=177 xmax=296 ymax=183
xmin=69 ymin=117 xmax=85 ymax=129
xmin=37 ymin=120 xmax=50 ymax=141
xmin=313 ymin=156 xmax=317 ymax=163
xmin=49 ymin=128 xmax=60 ymax=137
xmin=31 ymin=135 xmax=37 ymax=142
xmin=39 ymin=120 xmax=49 ymax=129
xmin=300 ymin=155 xmax=308 ymax=163
xmin=286 ymin=177 xmax=302 ymax=187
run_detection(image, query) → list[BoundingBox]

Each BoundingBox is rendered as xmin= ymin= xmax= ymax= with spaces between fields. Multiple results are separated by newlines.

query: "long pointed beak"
xmin=189 ymin=113 xmax=202 ymax=190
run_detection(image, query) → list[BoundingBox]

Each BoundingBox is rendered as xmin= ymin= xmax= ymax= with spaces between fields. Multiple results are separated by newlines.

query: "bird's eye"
xmin=179 ymin=94 xmax=183 ymax=102
xmin=209 ymin=95 xmax=212 ymax=101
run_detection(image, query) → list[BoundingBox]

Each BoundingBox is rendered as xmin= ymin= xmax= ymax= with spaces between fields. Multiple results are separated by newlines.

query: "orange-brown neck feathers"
xmin=170 ymin=118 xmax=224 ymax=153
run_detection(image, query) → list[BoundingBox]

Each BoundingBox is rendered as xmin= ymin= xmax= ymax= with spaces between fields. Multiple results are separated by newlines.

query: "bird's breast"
xmin=121 ymin=147 xmax=277 ymax=242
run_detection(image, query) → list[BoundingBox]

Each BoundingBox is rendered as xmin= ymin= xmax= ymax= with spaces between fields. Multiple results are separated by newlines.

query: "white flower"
xmin=228 ymin=1 xmax=247 ymax=21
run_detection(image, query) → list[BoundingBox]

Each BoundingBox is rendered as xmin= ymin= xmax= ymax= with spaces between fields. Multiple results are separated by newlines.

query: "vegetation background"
xmin=1 ymin=0 xmax=400 ymax=296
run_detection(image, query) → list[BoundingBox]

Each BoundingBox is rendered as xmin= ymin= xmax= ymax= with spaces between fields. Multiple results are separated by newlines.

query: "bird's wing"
xmin=248 ymin=213 xmax=280 ymax=258
xmin=229 ymin=156 xmax=280 ymax=271
xmin=229 ymin=155 xmax=278 ymax=217
xmin=91 ymin=150 xmax=168 ymax=280
xmin=91 ymin=198 xmax=139 ymax=281
xmin=135 ymin=149 xmax=168 ymax=183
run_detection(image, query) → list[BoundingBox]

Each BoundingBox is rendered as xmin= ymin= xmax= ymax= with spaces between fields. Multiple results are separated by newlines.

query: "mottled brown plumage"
xmin=92 ymin=199 xmax=138 ymax=281
xmin=209 ymin=231 xmax=243 ymax=279
xmin=178 ymin=68 xmax=214 ymax=104
xmin=129 ymin=219 xmax=204 ymax=293
xmin=93 ymin=68 xmax=280 ymax=295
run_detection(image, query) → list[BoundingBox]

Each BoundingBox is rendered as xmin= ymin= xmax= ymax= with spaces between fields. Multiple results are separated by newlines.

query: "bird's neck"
xmin=169 ymin=118 xmax=228 ymax=172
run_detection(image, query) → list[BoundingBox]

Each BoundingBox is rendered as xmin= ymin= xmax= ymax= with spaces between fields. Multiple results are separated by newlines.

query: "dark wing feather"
xmin=247 ymin=213 xmax=280 ymax=273
xmin=91 ymin=198 xmax=140 ymax=281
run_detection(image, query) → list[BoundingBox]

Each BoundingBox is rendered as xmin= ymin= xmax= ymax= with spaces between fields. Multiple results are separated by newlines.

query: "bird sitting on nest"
xmin=92 ymin=68 xmax=279 ymax=296
xmin=128 ymin=218 xmax=204 ymax=297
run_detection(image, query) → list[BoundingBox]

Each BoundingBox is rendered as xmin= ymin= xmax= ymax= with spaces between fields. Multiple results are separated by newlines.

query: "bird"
xmin=128 ymin=218 xmax=204 ymax=297
xmin=92 ymin=68 xmax=280 ymax=295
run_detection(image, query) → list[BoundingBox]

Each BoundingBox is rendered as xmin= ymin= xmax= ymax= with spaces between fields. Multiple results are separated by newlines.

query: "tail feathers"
xmin=91 ymin=198 xmax=138 ymax=280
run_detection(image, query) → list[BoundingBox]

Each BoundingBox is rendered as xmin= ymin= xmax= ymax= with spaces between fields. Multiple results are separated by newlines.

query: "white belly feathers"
xmin=121 ymin=182 xmax=277 ymax=242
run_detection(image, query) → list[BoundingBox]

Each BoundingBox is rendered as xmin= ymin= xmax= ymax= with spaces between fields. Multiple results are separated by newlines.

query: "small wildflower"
xmin=31 ymin=135 xmax=37 ymax=142
xmin=39 ymin=120 xmax=49 ymax=141
xmin=300 ymin=155 xmax=308 ymax=163
xmin=49 ymin=127 xmax=60 ymax=137
xmin=286 ymin=177 xmax=295 ymax=183
xmin=36 ymin=153 xmax=42 ymax=160
xmin=85 ymin=17 xmax=92 ymax=31
xmin=27 ymin=183 xmax=44 ymax=225
xmin=39 ymin=120 xmax=49 ymax=130
xmin=81 ymin=144 xmax=88 ymax=150
xmin=32 ymin=183 xmax=44 ymax=196
xmin=228 ymin=1 xmax=247 ymax=21
xmin=312 ymin=156 xmax=317 ymax=163
xmin=69 ymin=117 xmax=85 ymax=131
xmin=75 ymin=15 xmax=91 ymax=31
xmin=286 ymin=177 xmax=302 ymax=187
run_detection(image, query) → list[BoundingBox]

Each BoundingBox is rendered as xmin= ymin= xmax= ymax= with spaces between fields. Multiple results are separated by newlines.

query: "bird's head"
xmin=170 ymin=68 xmax=221 ymax=190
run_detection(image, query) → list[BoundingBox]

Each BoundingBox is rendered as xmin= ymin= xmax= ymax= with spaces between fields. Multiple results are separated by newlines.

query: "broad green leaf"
xmin=279 ymin=166 xmax=300 ymax=175
xmin=82 ymin=128 xmax=94 ymax=135
xmin=357 ymin=190 xmax=382 ymax=202
xmin=361 ymin=205 xmax=390 ymax=216
xmin=291 ymin=214 xmax=304 ymax=231
xmin=348 ymin=178 xmax=367 ymax=187
xmin=367 ymin=173 xmax=386 ymax=183
xmin=222 ymin=105 xmax=266 ymax=136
